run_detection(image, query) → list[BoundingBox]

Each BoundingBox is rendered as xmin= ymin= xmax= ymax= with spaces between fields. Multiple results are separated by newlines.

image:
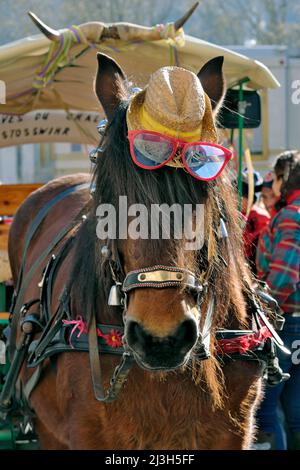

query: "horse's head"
xmin=92 ymin=53 xmax=233 ymax=372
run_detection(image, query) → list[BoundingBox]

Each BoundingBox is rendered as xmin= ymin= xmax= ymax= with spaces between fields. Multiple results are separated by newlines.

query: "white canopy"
xmin=0 ymin=14 xmax=280 ymax=148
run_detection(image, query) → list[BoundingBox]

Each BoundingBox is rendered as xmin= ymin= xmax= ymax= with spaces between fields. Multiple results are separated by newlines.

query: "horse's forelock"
xmin=90 ymin=101 xmax=249 ymax=314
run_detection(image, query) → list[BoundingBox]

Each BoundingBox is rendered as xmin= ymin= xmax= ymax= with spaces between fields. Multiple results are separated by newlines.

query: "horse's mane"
xmin=69 ymin=101 xmax=253 ymax=408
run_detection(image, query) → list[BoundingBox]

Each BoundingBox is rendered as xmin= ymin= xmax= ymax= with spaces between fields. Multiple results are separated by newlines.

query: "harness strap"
xmin=27 ymin=323 xmax=124 ymax=366
xmin=104 ymin=351 xmax=135 ymax=402
xmin=88 ymin=313 xmax=107 ymax=401
xmin=10 ymin=186 xmax=90 ymax=356
xmin=10 ymin=221 xmax=80 ymax=356
xmin=87 ymin=312 xmax=135 ymax=403
xmin=39 ymin=255 xmax=56 ymax=323
xmin=42 ymin=234 xmax=78 ymax=324
xmin=197 ymin=296 xmax=214 ymax=359
xmin=13 ymin=182 xmax=89 ymax=301
xmin=27 ymin=298 xmax=67 ymax=364
xmin=0 ymin=326 xmax=34 ymax=413
xmin=250 ymin=292 xmax=290 ymax=354
xmin=22 ymin=366 xmax=42 ymax=406
xmin=26 ymin=321 xmax=274 ymax=365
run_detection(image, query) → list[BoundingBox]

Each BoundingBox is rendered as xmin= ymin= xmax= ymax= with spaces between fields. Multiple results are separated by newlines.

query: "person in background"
xmin=261 ymin=171 xmax=277 ymax=217
xmin=256 ymin=150 xmax=300 ymax=450
xmin=255 ymin=172 xmax=278 ymax=277
xmin=242 ymin=169 xmax=270 ymax=273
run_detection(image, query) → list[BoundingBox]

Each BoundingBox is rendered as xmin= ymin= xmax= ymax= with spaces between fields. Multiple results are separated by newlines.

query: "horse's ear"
xmin=197 ymin=56 xmax=225 ymax=111
xmin=95 ymin=53 xmax=129 ymax=120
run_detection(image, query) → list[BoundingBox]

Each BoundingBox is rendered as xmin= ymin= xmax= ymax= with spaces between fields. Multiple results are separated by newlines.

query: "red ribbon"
xmin=217 ymin=326 xmax=272 ymax=354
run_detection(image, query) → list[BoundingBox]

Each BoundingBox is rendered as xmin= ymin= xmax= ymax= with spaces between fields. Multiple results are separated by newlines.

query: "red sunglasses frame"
xmin=127 ymin=130 xmax=232 ymax=181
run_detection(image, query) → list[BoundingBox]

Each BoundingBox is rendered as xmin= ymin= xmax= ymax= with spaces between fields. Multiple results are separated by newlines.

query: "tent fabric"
xmin=0 ymin=20 xmax=279 ymax=116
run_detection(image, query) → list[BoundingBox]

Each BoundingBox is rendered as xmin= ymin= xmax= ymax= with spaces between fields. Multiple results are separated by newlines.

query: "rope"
xmin=33 ymin=30 xmax=76 ymax=91
xmin=6 ymin=22 xmax=185 ymax=115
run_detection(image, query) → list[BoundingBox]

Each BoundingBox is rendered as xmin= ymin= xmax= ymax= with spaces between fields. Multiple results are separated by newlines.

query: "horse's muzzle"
xmin=124 ymin=318 xmax=199 ymax=371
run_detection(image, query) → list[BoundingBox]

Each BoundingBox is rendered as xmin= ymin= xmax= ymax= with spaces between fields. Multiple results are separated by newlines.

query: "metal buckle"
xmin=96 ymin=119 xmax=108 ymax=136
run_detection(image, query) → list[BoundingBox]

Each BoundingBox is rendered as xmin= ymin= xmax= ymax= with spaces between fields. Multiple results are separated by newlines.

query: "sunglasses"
xmin=128 ymin=130 xmax=232 ymax=181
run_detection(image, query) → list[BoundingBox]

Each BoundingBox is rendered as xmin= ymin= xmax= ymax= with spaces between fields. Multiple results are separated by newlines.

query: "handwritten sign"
xmin=0 ymin=110 xmax=102 ymax=148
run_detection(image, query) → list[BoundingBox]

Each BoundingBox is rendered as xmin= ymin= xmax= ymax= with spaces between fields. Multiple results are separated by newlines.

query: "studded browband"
xmin=122 ymin=265 xmax=204 ymax=293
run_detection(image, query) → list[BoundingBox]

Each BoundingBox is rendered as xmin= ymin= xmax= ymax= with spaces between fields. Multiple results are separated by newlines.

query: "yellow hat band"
xmin=139 ymin=106 xmax=202 ymax=143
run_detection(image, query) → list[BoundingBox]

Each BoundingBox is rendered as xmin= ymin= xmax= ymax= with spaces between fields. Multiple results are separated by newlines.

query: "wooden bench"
xmin=0 ymin=184 xmax=42 ymax=217
xmin=0 ymin=184 xmax=42 ymax=318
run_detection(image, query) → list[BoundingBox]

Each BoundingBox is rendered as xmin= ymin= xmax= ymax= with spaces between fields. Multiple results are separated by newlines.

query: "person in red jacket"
xmin=242 ymin=170 xmax=270 ymax=272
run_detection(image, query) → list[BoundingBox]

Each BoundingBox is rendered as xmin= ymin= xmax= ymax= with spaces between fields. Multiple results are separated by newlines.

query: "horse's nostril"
xmin=175 ymin=319 xmax=198 ymax=352
xmin=132 ymin=321 xmax=146 ymax=344
xmin=126 ymin=320 xmax=147 ymax=351
xmin=126 ymin=318 xmax=198 ymax=358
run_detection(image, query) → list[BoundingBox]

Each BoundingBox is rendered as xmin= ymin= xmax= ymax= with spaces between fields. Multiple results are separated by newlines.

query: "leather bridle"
xmin=121 ymin=264 xmax=215 ymax=358
xmin=86 ymin=259 xmax=216 ymax=403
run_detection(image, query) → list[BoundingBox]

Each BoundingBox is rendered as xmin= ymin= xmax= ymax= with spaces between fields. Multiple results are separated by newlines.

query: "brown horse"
xmin=7 ymin=53 xmax=265 ymax=450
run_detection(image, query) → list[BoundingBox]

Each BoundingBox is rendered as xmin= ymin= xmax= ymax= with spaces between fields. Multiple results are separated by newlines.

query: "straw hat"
xmin=126 ymin=66 xmax=218 ymax=143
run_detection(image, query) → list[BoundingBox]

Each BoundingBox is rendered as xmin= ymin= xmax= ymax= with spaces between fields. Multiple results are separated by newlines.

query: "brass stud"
xmin=22 ymin=321 xmax=33 ymax=334
xmin=101 ymin=245 xmax=111 ymax=259
xmin=176 ymin=273 xmax=183 ymax=280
